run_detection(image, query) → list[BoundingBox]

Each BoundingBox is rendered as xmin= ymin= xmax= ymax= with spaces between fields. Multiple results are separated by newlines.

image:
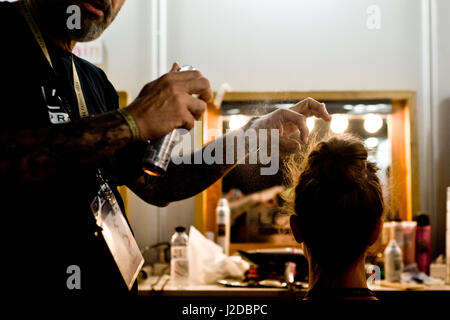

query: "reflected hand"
xmin=254 ymin=185 xmax=284 ymax=203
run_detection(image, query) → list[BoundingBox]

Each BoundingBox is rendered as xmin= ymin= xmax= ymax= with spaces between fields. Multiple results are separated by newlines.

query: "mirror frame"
xmin=194 ymin=91 xmax=419 ymax=255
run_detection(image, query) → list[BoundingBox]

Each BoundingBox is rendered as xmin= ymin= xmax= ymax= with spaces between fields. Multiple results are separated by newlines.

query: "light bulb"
xmin=365 ymin=137 xmax=379 ymax=149
xmin=307 ymin=117 xmax=315 ymax=131
xmin=228 ymin=115 xmax=248 ymax=131
xmin=330 ymin=114 xmax=348 ymax=133
xmin=364 ymin=114 xmax=383 ymax=133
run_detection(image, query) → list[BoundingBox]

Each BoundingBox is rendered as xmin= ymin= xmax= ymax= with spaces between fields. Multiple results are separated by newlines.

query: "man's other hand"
xmin=250 ymin=97 xmax=330 ymax=151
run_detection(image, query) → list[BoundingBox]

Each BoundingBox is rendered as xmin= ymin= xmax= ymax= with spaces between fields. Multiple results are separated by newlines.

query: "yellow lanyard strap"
xmin=19 ymin=0 xmax=89 ymax=119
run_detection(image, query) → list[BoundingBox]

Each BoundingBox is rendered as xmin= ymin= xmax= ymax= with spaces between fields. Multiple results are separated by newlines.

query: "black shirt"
xmin=0 ymin=2 xmax=145 ymax=296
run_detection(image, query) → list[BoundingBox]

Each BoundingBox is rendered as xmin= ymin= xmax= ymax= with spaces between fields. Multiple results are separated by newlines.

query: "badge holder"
xmin=90 ymin=170 xmax=144 ymax=290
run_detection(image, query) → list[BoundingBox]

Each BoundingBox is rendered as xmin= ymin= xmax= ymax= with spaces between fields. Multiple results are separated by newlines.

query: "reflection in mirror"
xmin=221 ymin=100 xmax=392 ymax=244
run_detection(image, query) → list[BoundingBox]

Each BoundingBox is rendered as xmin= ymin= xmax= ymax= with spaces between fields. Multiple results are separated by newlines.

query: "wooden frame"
xmin=117 ymin=91 xmax=130 ymax=217
xmin=194 ymin=91 xmax=419 ymax=255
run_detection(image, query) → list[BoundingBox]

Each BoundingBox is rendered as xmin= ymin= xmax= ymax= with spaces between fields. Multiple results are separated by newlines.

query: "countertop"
xmin=137 ymin=275 xmax=450 ymax=300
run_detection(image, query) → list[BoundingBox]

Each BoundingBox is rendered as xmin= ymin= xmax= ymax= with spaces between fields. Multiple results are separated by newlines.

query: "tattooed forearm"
xmin=0 ymin=110 xmax=133 ymax=184
xmin=128 ymin=120 xmax=258 ymax=206
xmin=229 ymin=195 xmax=259 ymax=222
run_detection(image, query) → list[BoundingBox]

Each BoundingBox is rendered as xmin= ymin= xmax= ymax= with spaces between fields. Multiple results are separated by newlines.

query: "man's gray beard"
xmin=34 ymin=0 xmax=115 ymax=43
xmin=69 ymin=14 xmax=111 ymax=42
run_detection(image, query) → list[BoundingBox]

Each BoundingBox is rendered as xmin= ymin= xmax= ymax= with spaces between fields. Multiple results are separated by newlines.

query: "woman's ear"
xmin=290 ymin=214 xmax=304 ymax=244
xmin=369 ymin=218 xmax=383 ymax=246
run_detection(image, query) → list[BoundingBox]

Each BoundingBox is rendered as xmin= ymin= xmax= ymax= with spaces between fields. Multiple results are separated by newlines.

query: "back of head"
xmin=290 ymin=134 xmax=384 ymax=274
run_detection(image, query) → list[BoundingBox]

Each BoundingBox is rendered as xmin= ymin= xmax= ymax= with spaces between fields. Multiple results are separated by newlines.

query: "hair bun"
xmin=308 ymin=136 xmax=368 ymax=186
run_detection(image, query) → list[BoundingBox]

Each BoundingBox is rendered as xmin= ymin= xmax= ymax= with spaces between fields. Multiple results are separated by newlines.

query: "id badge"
xmin=90 ymin=182 xmax=144 ymax=290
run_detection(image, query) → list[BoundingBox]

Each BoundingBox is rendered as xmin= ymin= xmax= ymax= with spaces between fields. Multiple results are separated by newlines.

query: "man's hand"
xmin=250 ymin=97 xmax=330 ymax=151
xmin=128 ymin=98 xmax=329 ymax=206
xmin=125 ymin=63 xmax=212 ymax=141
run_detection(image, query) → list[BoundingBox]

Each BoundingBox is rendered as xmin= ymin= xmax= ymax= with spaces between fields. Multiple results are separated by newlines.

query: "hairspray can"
xmin=216 ymin=198 xmax=230 ymax=255
xmin=416 ymin=213 xmax=431 ymax=274
xmin=142 ymin=65 xmax=196 ymax=176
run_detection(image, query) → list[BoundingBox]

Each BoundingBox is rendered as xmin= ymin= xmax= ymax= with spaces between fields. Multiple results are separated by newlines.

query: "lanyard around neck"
xmin=19 ymin=0 xmax=89 ymax=119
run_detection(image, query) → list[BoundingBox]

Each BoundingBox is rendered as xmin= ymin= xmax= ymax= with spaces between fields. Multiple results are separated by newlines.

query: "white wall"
xmin=102 ymin=0 xmax=152 ymax=98
xmin=167 ymin=0 xmax=422 ymax=92
xmin=432 ymin=0 xmax=450 ymax=257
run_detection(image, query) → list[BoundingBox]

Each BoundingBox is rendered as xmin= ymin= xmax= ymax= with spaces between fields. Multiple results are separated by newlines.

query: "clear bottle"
xmin=170 ymin=226 xmax=189 ymax=287
xmin=384 ymin=239 xmax=403 ymax=282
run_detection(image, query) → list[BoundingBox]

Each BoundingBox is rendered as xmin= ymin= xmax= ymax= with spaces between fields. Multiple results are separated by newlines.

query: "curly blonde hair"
xmin=284 ymin=133 xmax=384 ymax=273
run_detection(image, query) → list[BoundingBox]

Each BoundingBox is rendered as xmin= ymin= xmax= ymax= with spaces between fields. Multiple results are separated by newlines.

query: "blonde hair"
xmin=284 ymin=133 xmax=384 ymax=272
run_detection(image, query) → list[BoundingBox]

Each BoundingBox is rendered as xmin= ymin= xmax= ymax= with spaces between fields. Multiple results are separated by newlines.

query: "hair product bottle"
xmin=402 ymin=221 xmax=417 ymax=266
xmin=384 ymin=239 xmax=403 ymax=282
xmin=216 ymin=198 xmax=230 ymax=255
xmin=416 ymin=213 xmax=431 ymax=274
xmin=170 ymin=226 xmax=189 ymax=288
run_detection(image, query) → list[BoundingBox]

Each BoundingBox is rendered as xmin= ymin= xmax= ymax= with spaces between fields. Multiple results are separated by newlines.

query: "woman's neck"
xmin=308 ymin=255 xmax=368 ymax=290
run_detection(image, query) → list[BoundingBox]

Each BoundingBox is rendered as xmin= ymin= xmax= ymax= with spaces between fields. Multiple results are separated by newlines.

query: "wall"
xmin=432 ymin=0 xmax=450 ymax=258
xmin=166 ymin=0 xmax=422 ymax=92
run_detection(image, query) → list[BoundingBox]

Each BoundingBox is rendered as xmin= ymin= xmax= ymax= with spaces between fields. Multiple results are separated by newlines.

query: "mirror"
xmin=195 ymin=91 xmax=419 ymax=255
xmin=222 ymin=100 xmax=391 ymax=245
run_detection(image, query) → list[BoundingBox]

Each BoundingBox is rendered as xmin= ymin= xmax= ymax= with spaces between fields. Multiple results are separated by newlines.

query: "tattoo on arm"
xmin=0 ymin=110 xmax=133 ymax=185
xmin=129 ymin=120 xmax=258 ymax=206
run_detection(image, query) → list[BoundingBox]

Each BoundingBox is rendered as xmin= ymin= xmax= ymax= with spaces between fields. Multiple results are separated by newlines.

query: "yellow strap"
xmin=19 ymin=0 xmax=89 ymax=118
xmin=72 ymin=59 xmax=89 ymax=118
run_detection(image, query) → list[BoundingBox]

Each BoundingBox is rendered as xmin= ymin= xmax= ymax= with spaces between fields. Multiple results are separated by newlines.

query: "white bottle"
xmin=170 ymin=226 xmax=189 ymax=287
xmin=216 ymin=198 xmax=230 ymax=255
xmin=384 ymin=239 xmax=403 ymax=283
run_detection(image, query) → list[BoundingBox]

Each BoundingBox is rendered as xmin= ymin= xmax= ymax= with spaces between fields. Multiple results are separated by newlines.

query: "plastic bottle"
xmin=384 ymin=239 xmax=403 ymax=282
xmin=216 ymin=198 xmax=230 ymax=255
xmin=402 ymin=221 xmax=417 ymax=266
xmin=390 ymin=220 xmax=404 ymax=252
xmin=170 ymin=226 xmax=189 ymax=287
xmin=416 ymin=213 xmax=431 ymax=274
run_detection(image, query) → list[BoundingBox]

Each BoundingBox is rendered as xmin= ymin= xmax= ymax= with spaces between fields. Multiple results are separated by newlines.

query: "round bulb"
xmin=228 ymin=115 xmax=247 ymax=131
xmin=365 ymin=137 xmax=379 ymax=149
xmin=330 ymin=114 xmax=348 ymax=133
xmin=307 ymin=117 xmax=315 ymax=131
xmin=364 ymin=114 xmax=383 ymax=133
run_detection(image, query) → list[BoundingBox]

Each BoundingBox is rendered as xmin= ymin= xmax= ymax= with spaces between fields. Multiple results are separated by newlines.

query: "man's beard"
xmin=34 ymin=0 xmax=116 ymax=42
